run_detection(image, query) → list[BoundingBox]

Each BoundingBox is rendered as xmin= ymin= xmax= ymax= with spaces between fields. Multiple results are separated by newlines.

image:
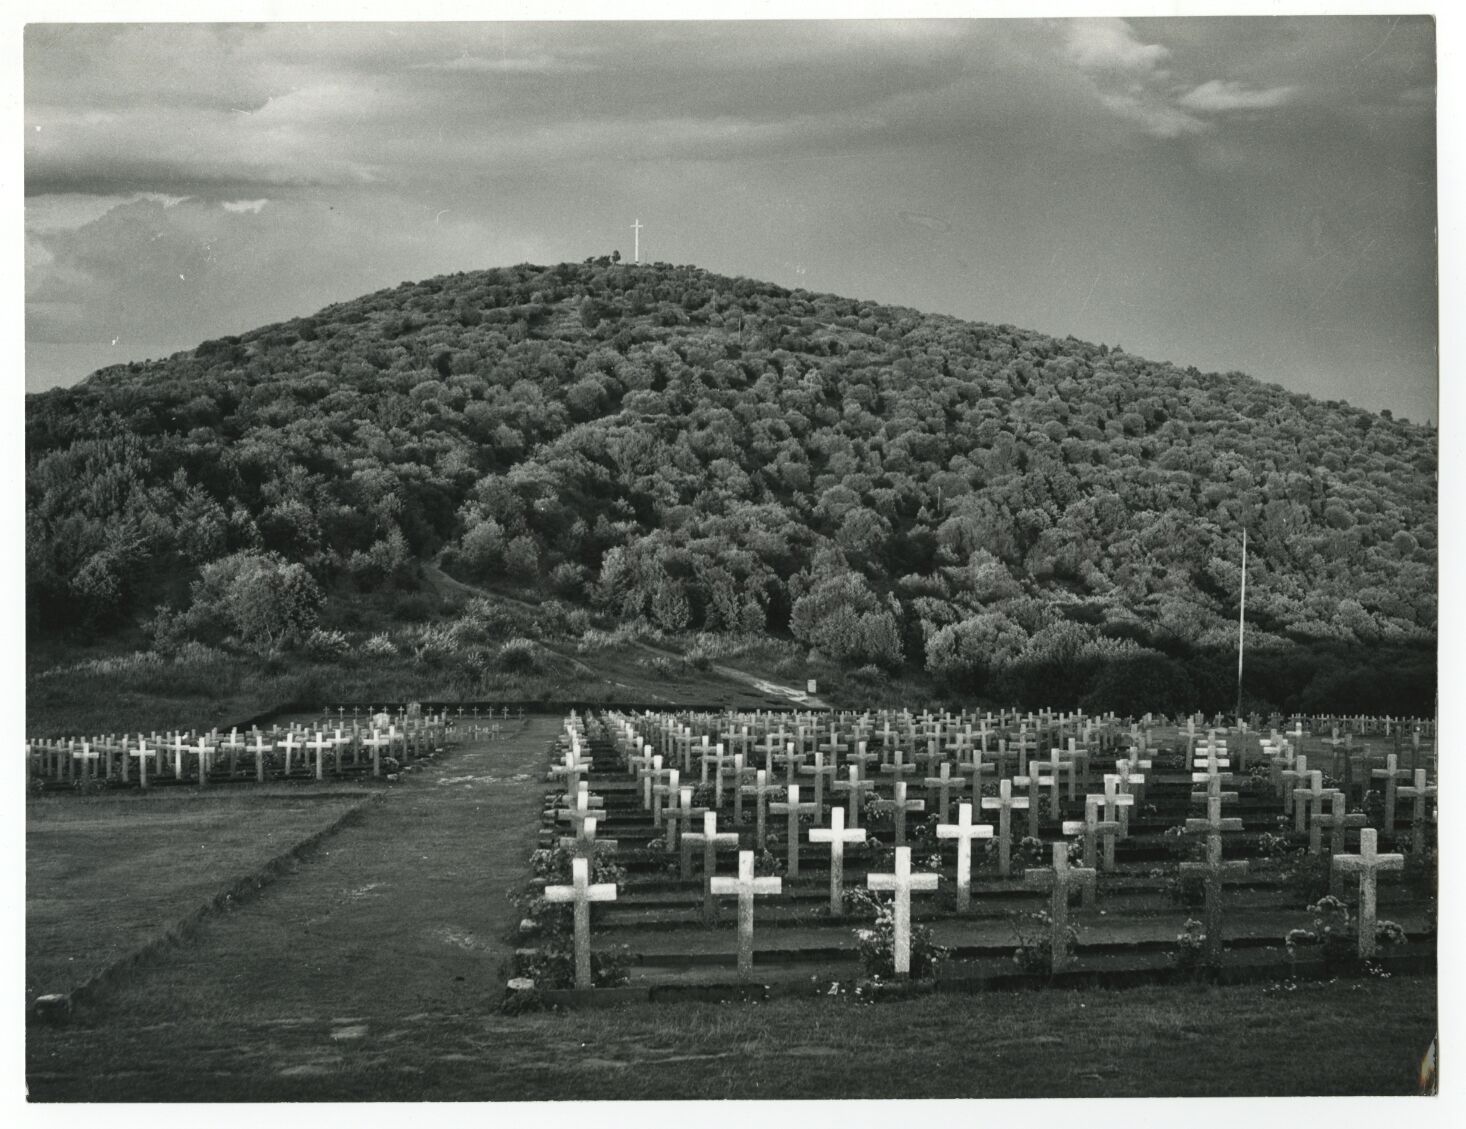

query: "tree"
xmin=187 ymin=550 xmax=322 ymax=652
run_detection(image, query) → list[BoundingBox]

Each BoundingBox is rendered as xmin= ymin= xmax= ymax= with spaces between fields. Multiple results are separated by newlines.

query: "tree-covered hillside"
xmin=25 ymin=260 xmax=1437 ymax=715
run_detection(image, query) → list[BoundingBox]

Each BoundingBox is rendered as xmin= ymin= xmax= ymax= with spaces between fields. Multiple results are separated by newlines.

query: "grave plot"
xmin=506 ymin=709 xmax=1437 ymax=1004
xmin=25 ymin=707 xmax=466 ymax=796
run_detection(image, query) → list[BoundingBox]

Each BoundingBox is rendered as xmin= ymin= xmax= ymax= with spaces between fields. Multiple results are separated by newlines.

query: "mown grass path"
xmin=27 ymin=715 xmax=553 ymax=1101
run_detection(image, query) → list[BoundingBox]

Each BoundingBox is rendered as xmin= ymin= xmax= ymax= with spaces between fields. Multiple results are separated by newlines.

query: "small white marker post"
xmin=542 ymin=856 xmax=618 ymax=989
xmin=866 ymin=845 xmax=940 ymax=977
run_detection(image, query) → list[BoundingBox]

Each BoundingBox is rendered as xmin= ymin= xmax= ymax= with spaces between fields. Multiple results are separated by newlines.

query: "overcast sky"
xmin=23 ymin=14 xmax=1438 ymax=422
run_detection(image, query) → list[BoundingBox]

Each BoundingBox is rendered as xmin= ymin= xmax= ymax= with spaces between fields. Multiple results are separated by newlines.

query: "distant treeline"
xmin=25 ymin=260 xmax=1437 ymax=715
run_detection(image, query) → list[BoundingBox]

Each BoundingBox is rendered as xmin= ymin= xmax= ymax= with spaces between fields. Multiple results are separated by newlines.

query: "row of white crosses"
xmin=616 ymin=716 xmax=1147 ymax=976
xmin=616 ymin=709 xmax=1136 ymax=843
xmin=27 ymin=716 xmax=437 ymax=790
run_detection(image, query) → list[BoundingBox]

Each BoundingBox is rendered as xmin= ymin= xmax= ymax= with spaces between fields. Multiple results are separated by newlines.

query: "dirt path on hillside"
xmin=27 ymin=717 xmax=559 ymax=1099
xmin=423 ymin=563 xmax=825 ymax=708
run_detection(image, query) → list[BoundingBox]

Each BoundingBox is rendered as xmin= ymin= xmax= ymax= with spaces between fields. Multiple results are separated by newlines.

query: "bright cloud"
xmin=222 ymin=199 xmax=269 ymax=213
xmin=1178 ymin=80 xmax=1298 ymax=113
xmin=1064 ymin=19 xmax=1170 ymax=74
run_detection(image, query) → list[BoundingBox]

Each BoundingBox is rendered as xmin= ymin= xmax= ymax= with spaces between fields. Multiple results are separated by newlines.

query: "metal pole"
xmin=1236 ymin=527 xmax=1247 ymax=724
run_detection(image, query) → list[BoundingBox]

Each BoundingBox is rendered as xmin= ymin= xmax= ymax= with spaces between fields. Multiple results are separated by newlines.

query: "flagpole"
xmin=1236 ymin=526 xmax=1247 ymax=724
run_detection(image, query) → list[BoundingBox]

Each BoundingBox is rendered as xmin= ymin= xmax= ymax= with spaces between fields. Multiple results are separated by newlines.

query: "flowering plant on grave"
xmin=1009 ymin=910 xmax=1077 ymax=976
xmin=1015 ymin=836 xmax=1046 ymax=867
xmin=1065 ymin=836 xmax=1085 ymax=866
xmin=1170 ymin=918 xmax=1217 ymax=973
xmin=1375 ymin=920 xmax=1408 ymax=948
xmin=530 ymin=844 xmax=625 ymax=887
xmin=841 ymin=886 xmax=881 ymax=919
xmin=1255 ymin=831 xmax=1294 ymax=860
xmin=852 ymin=893 xmax=946 ymax=979
xmin=1285 ymin=895 xmax=1355 ymax=964
xmin=862 ymin=835 xmax=894 ymax=874
xmin=752 ymin=848 xmax=785 ymax=878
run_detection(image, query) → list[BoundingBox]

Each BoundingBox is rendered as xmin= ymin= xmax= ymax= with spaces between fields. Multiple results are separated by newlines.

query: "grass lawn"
xmin=27 ymin=786 xmax=377 ymax=1006
xmin=28 ymin=976 xmax=1435 ymax=1100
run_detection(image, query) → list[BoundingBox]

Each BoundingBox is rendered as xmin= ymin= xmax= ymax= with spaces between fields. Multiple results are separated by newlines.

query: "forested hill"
xmin=26 ymin=259 xmax=1437 ymax=714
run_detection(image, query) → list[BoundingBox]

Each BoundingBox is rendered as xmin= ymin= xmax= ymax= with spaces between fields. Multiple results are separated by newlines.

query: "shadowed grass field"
xmin=27 ymin=786 xmax=378 ymax=1007
xmin=29 ymin=976 xmax=1435 ymax=1100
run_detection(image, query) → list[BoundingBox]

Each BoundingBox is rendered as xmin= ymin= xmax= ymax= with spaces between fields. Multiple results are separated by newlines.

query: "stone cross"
xmin=168 ymin=733 xmax=189 ymax=780
xmin=808 ymin=806 xmax=866 ymax=915
xmin=1023 ymin=842 xmax=1096 ymax=968
xmin=1278 ymin=753 xmax=1309 ymax=817
xmin=1293 ymin=771 xmax=1339 ymax=853
xmin=1371 ymin=753 xmax=1412 ymax=833
xmin=740 ymin=768 xmax=777 ymax=849
xmin=876 ymin=780 xmax=927 ymax=847
xmin=549 ymin=753 xmax=589 ymax=796
xmin=1097 ymin=775 xmax=1134 ymax=844
xmin=1063 ymin=798 xmax=1116 ymax=877
xmin=832 ymin=764 xmax=877 ymax=829
xmin=923 ymin=762 xmax=967 ymax=824
xmin=1395 ymin=769 xmax=1436 ymax=858
xmin=1033 ymin=747 xmax=1070 ymax=813
xmin=681 ymin=811 xmax=741 ymax=922
xmin=542 ymin=856 xmax=618 ymax=990
xmin=360 ymin=729 xmax=389 ymax=777
xmin=1112 ymin=761 xmax=1146 ymax=835
xmin=279 ymin=731 xmax=302 ymax=777
xmin=980 ymin=777 xmax=1028 ymax=877
xmin=129 ymin=737 xmax=156 ymax=789
xmin=71 ymin=740 xmax=100 ymax=782
xmin=729 ymin=753 xmax=749 ymax=823
xmin=773 ymin=741 xmax=804 ymax=786
xmin=1013 ymin=773 xmax=1046 ymax=840
xmin=668 ymin=785 xmax=706 ymax=856
xmin=846 ymin=740 xmax=879 ymax=780
xmin=867 ymin=845 xmax=940 ymax=977
xmin=798 ymin=749 xmax=836 ymax=815
xmin=558 ymin=814 xmax=619 ymax=859
xmin=769 ymin=784 xmax=818 ymax=876
xmin=709 ymin=744 xmax=739 ymax=810
xmin=557 ymin=782 xmax=606 ymax=835
xmin=651 ymin=766 xmax=680 ymax=829
xmin=1181 ymin=792 xmax=1247 ymax=964
xmin=879 ymin=745 xmax=918 ymax=784
xmin=936 ymin=802 xmax=994 ymax=912
xmin=1331 ymin=827 xmax=1405 ymax=958
xmin=1319 ymin=791 xmax=1370 ymax=893
xmin=710 ymin=850 xmax=782 ymax=978
xmin=641 ymin=755 xmax=667 ymax=814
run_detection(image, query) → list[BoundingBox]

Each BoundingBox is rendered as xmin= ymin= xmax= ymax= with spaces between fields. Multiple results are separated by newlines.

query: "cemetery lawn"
xmin=29 ymin=975 xmax=1434 ymax=1100
xmin=27 ymin=786 xmax=377 ymax=1007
